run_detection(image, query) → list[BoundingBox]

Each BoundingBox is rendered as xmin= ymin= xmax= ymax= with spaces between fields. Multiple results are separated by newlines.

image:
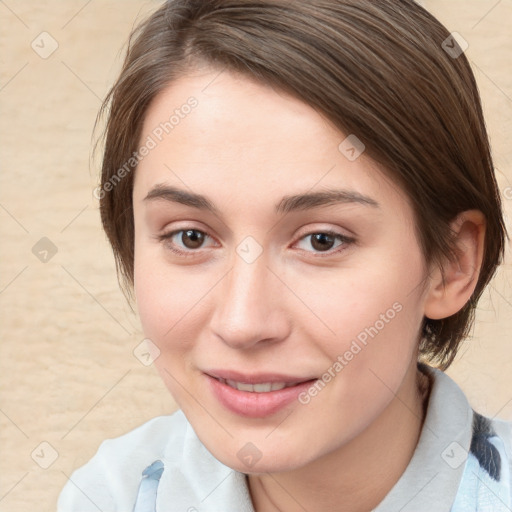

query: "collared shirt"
xmin=57 ymin=365 xmax=512 ymax=512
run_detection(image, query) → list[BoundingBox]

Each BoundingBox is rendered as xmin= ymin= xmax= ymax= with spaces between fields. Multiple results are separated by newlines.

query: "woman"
xmin=59 ymin=1 xmax=511 ymax=510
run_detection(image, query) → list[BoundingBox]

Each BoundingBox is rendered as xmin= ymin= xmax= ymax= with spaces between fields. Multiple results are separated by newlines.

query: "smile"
xmin=205 ymin=371 xmax=318 ymax=418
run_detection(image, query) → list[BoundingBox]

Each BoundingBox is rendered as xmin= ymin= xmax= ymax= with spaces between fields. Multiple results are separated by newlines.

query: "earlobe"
xmin=424 ymin=210 xmax=486 ymax=320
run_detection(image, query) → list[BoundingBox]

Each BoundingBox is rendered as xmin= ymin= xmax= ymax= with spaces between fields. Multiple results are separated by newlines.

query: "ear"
xmin=424 ymin=210 xmax=486 ymax=320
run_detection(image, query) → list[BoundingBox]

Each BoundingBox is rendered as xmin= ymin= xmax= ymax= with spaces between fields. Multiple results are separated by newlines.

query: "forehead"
xmin=133 ymin=67 xmax=408 ymax=217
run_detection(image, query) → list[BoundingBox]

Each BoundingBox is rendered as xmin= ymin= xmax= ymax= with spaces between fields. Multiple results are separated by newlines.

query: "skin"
xmin=132 ymin=64 xmax=485 ymax=511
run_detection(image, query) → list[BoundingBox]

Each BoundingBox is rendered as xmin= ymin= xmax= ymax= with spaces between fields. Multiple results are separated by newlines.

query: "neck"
xmin=248 ymin=362 xmax=431 ymax=512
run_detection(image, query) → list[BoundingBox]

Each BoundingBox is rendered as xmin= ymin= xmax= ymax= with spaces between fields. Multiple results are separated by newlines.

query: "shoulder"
xmin=93 ymin=410 xmax=188 ymax=462
xmin=492 ymin=417 xmax=512 ymax=448
xmin=57 ymin=410 xmax=188 ymax=512
xmin=489 ymin=416 xmax=512 ymax=485
xmin=414 ymin=365 xmax=512 ymax=510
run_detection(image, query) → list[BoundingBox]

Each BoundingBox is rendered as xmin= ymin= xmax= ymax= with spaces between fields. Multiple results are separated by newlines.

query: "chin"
xmin=197 ymin=430 xmax=319 ymax=474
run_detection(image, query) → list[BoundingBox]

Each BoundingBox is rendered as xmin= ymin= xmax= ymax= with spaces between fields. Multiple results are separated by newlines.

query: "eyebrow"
xmin=143 ymin=184 xmax=380 ymax=214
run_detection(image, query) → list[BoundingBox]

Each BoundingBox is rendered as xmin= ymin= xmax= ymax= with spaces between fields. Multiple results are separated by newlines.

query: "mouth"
xmin=204 ymin=370 xmax=318 ymax=418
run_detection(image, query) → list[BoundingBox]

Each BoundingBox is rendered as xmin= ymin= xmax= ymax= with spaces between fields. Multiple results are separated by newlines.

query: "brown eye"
xmin=295 ymin=231 xmax=354 ymax=255
xmin=158 ymin=228 xmax=214 ymax=254
xmin=310 ymin=233 xmax=336 ymax=251
xmin=180 ymin=229 xmax=205 ymax=249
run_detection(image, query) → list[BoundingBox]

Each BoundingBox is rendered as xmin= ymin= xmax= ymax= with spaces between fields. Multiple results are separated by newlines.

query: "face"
xmin=132 ymin=65 xmax=431 ymax=473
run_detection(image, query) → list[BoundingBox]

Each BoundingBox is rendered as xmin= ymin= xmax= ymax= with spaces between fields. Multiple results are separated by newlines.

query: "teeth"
xmin=223 ymin=379 xmax=288 ymax=393
xmin=235 ymin=381 xmax=254 ymax=392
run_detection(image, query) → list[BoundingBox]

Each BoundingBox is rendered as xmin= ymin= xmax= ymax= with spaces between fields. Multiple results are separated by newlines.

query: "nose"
xmin=209 ymin=253 xmax=291 ymax=350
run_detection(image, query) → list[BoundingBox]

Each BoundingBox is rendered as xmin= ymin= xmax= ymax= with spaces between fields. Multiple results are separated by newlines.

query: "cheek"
xmin=133 ymin=254 xmax=205 ymax=405
xmin=300 ymin=255 xmax=425 ymax=348
xmin=134 ymin=244 xmax=190 ymax=345
xmin=293 ymin=242 xmax=427 ymax=397
xmin=134 ymin=258 xmax=171 ymax=340
xmin=133 ymin=246 xmax=221 ymax=356
xmin=290 ymin=268 xmax=426 ymax=445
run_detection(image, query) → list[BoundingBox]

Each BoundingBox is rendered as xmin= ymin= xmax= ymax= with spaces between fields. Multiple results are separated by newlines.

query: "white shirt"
xmin=58 ymin=365 xmax=512 ymax=512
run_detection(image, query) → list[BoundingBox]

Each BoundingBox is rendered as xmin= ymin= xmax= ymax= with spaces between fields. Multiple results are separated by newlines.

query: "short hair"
xmin=95 ymin=0 xmax=507 ymax=369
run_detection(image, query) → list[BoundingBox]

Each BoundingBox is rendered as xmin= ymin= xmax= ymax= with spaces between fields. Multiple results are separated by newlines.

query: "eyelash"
xmin=157 ymin=228 xmax=355 ymax=259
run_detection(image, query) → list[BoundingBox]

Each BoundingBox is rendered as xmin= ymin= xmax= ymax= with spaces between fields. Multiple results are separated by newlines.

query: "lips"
xmin=204 ymin=370 xmax=317 ymax=418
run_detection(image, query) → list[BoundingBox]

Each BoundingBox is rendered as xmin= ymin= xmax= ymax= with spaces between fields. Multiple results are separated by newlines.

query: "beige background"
xmin=0 ymin=1 xmax=511 ymax=511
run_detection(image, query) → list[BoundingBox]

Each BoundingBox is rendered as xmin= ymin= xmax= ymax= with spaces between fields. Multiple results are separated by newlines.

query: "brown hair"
xmin=96 ymin=0 xmax=506 ymax=369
